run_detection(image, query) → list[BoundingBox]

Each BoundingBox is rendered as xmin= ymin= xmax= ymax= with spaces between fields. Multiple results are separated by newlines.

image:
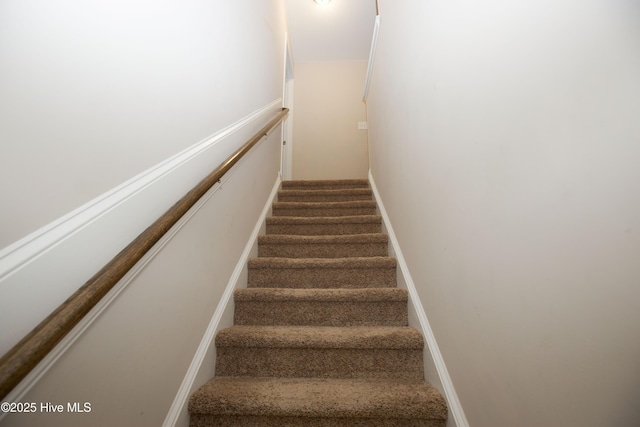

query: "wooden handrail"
xmin=0 ymin=107 xmax=289 ymax=399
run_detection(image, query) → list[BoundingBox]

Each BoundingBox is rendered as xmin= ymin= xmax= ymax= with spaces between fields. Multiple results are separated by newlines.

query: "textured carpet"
xmin=189 ymin=179 xmax=447 ymax=426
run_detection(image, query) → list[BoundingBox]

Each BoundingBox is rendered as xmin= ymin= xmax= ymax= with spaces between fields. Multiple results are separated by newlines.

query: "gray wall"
xmin=367 ymin=1 xmax=640 ymax=426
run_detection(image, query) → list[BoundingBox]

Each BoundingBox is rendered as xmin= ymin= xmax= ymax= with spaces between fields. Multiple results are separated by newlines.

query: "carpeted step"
xmin=278 ymin=188 xmax=373 ymax=203
xmin=189 ymin=377 xmax=447 ymax=427
xmin=281 ymin=179 xmax=370 ymax=190
xmin=247 ymin=257 xmax=397 ymax=288
xmin=266 ymin=215 xmax=382 ymax=235
xmin=188 ymin=178 xmax=448 ymax=426
xmin=258 ymin=234 xmax=388 ymax=258
xmin=272 ymin=201 xmax=377 ymax=217
xmin=234 ymin=288 xmax=408 ymax=326
xmin=214 ymin=325 xmax=424 ymax=379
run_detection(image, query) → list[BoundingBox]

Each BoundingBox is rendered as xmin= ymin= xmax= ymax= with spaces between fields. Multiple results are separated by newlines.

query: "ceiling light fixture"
xmin=314 ymin=0 xmax=331 ymax=5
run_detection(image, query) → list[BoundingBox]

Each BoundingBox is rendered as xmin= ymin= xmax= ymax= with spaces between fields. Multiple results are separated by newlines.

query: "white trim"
xmin=362 ymin=15 xmax=380 ymax=102
xmin=368 ymin=170 xmax=469 ymax=427
xmin=0 ymin=99 xmax=282 ymax=282
xmin=161 ymin=176 xmax=281 ymax=427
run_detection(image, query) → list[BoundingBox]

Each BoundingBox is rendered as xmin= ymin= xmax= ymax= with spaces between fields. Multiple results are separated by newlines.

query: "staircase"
xmin=188 ymin=179 xmax=447 ymax=426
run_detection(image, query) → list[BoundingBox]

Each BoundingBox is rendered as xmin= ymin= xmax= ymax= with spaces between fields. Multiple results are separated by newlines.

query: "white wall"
xmin=292 ymin=61 xmax=369 ymax=180
xmin=0 ymin=0 xmax=288 ymax=425
xmin=1 ymin=130 xmax=283 ymax=427
xmin=0 ymin=0 xmax=284 ymax=249
xmin=0 ymin=0 xmax=286 ymax=352
xmin=367 ymin=1 xmax=640 ymax=426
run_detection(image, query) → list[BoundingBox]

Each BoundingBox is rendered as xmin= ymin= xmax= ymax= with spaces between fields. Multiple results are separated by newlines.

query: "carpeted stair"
xmin=189 ymin=179 xmax=447 ymax=426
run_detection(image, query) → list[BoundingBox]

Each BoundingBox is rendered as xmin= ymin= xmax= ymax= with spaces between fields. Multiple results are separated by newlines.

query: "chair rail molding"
xmin=0 ymin=100 xmax=285 ymax=402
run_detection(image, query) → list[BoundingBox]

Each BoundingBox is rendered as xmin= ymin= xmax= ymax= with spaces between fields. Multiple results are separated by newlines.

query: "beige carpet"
xmin=188 ymin=179 xmax=447 ymax=426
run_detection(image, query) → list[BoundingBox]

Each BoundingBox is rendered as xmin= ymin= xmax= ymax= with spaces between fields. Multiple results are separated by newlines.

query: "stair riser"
xmin=282 ymin=184 xmax=370 ymax=191
xmin=278 ymin=194 xmax=373 ymax=203
xmin=248 ymin=267 xmax=396 ymax=288
xmin=272 ymin=207 xmax=377 ymax=217
xmin=281 ymin=186 xmax=370 ymax=191
xmin=266 ymin=223 xmax=381 ymax=235
xmin=215 ymin=348 xmax=424 ymax=379
xmin=235 ymin=301 xmax=408 ymax=326
xmin=189 ymin=377 xmax=448 ymax=425
xmin=191 ymin=415 xmax=445 ymax=427
xmin=258 ymin=243 xmax=388 ymax=258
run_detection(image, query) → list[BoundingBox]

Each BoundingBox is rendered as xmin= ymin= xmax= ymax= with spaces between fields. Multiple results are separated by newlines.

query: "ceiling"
xmin=285 ymin=0 xmax=377 ymax=63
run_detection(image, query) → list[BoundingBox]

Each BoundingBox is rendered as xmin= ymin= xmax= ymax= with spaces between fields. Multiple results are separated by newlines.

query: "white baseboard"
xmin=368 ymin=170 xmax=469 ymax=427
xmin=161 ymin=175 xmax=281 ymax=427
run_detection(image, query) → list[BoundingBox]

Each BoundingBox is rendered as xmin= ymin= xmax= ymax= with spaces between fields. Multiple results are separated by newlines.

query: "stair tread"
xmin=234 ymin=288 xmax=407 ymax=302
xmin=278 ymin=188 xmax=372 ymax=196
xmin=189 ymin=376 xmax=447 ymax=420
xmin=266 ymin=215 xmax=381 ymax=224
xmin=282 ymin=179 xmax=370 ymax=188
xmin=216 ymin=325 xmax=423 ymax=349
xmin=259 ymin=233 xmax=387 ymax=244
xmin=248 ymin=256 xmax=396 ymax=269
xmin=274 ymin=200 xmax=376 ymax=208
